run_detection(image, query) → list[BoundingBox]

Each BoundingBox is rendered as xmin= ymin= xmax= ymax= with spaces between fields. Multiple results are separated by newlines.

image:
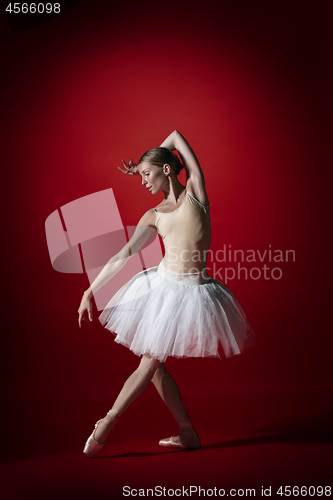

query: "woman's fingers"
xmin=78 ymin=302 xmax=93 ymax=328
xmin=117 ymin=166 xmax=132 ymax=174
xmin=78 ymin=291 xmax=93 ymax=328
xmin=129 ymin=159 xmax=139 ymax=169
xmin=117 ymin=166 xmax=135 ymax=175
xmin=78 ymin=312 xmax=93 ymax=327
xmin=118 ymin=159 xmax=131 ymax=174
xmin=118 ymin=159 xmax=139 ymax=175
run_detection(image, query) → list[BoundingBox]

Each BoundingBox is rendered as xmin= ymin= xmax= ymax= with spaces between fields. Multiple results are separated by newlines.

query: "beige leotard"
xmin=153 ymin=190 xmax=211 ymax=274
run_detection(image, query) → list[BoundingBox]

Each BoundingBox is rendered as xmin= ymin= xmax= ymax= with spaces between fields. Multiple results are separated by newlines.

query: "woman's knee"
xmin=139 ymin=353 xmax=162 ymax=375
xmin=151 ymin=364 xmax=167 ymax=385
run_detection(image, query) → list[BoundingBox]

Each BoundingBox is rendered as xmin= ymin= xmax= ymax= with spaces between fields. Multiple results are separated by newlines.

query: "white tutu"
xmin=98 ymin=262 xmax=255 ymax=363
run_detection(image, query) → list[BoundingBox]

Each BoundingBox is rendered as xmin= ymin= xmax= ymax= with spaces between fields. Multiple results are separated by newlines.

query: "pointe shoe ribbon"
xmin=83 ymin=420 xmax=105 ymax=458
xmin=159 ymin=436 xmax=201 ymax=450
xmin=83 ymin=411 xmax=119 ymax=458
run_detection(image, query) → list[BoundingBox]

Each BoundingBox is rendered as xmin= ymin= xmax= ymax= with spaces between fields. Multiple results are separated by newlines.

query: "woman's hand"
xmin=117 ymin=159 xmax=139 ymax=176
xmin=78 ymin=291 xmax=93 ymax=328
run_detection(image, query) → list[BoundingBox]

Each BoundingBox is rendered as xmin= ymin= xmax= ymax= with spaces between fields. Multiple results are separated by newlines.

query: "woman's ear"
xmin=163 ymin=163 xmax=171 ymax=176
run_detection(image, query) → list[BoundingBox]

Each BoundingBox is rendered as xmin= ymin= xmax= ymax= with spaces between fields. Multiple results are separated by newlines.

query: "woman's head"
xmin=137 ymin=148 xmax=184 ymax=196
xmin=138 ymin=147 xmax=184 ymax=176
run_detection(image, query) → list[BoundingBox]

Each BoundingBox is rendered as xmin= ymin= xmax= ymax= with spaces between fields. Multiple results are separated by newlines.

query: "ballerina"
xmin=78 ymin=130 xmax=255 ymax=457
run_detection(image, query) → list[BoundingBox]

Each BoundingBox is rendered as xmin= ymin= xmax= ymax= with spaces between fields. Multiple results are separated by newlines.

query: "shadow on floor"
xmin=95 ymin=413 xmax=333 ymax=459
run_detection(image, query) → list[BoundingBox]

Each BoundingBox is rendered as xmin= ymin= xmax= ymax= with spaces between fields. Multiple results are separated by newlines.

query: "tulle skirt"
xmin=99 ymin=262 xmax=255 ymax=362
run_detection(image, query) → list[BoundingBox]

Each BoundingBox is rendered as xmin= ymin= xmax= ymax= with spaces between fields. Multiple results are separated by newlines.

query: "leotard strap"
xmin=186 ymin=190 xmax=210 ymax=208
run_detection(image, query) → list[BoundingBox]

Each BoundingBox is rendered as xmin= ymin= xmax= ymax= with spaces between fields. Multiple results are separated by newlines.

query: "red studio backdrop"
xmin=1 ymin=1 xmax=332 ymax=499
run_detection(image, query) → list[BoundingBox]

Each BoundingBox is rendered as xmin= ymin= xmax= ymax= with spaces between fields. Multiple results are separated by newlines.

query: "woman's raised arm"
xmin=159 ymin=130 xmax=208 ymax=206
xmin=78 ymin=209 xmax=156 ymax=327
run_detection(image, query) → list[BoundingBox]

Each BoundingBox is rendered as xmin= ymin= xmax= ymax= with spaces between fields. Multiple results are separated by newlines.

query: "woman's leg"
xmin=151 ymin=365 xmax=200 ymax=446
xmin=94 ymin=353 xmax=161 ymax=444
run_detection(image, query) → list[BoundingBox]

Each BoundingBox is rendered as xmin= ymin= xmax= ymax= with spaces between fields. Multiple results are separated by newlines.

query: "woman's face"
xmin=138 ymin=162 xmax=168 ymax=195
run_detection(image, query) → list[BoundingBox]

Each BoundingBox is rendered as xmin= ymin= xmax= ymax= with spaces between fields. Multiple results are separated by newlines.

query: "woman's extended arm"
xmin=78 ymin=209 xmax=156 ymax=327
xmin=159 ymin=130 xmax=208 ymax=206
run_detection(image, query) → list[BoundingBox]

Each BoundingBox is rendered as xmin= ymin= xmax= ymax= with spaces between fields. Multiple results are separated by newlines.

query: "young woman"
xmin=78 ymin=130 xmax=255 ymax=458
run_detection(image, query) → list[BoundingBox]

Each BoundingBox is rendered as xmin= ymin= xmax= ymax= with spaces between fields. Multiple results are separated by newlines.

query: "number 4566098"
xmin=5 ymin=3 xmax=61 ymax=14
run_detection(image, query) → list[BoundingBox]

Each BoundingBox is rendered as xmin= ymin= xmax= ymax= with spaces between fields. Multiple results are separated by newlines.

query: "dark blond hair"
xmin=138 ymin=147 xmax=184 ymax=176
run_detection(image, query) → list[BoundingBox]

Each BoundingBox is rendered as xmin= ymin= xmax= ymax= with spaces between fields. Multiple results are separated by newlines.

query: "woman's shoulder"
xmin=137 ymin=208 xmax=157 ymax=229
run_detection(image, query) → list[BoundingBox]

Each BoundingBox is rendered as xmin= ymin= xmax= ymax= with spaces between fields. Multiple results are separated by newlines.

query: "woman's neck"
xmin=162 ymin=176 xmax=185 ymax=203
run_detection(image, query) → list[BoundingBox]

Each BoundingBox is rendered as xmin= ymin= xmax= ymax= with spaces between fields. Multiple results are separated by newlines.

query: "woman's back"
xmin=153 ymin=190 xmax=211 ymax=274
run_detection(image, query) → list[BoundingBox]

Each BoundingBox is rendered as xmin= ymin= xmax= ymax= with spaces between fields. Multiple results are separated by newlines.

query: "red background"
xmin=1 ymin=0 xmax=331 ymax=498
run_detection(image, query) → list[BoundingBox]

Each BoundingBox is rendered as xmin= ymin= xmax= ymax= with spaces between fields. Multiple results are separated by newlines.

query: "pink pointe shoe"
xmin=159 ymin=435 xmax=201 ymax=450
xmin=83 ymin=410 xmax=118 ymax=458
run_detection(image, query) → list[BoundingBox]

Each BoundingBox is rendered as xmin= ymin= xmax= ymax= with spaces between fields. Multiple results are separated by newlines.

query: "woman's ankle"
xmin=106 ymin=408 xmax=119 ymax=419
xmin=94 ymin=410 xmax=119 ymax=444
xmin=178 ymin=419 xmax=193 ymax=430
xmin=178 ymin=420 xmax=200 ymax=443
